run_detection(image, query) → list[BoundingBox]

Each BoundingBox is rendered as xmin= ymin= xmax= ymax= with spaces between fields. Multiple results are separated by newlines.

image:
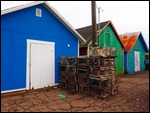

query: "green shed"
xmin=76 ymin=20 xmax=125 ymax=74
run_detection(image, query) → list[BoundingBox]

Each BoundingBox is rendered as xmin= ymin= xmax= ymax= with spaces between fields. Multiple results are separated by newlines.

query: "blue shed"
xmin=119 ymin=32 xmax=148 ymax=74
xmin=1 ymin=1 xmax=85 ymax=93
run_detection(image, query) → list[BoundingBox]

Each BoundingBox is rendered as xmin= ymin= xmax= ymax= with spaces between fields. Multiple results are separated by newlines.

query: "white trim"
xmin=78 ymin=40 xmax=79 ymax=56
xmin=26 ymin=39 xmax=55 ymax=90
xmin=1 ymin=1 xmax=44 ymax=15
xmin=1 ymin=88 xmax=26 ymax=94
xmin=36 ymin=8 xmax=42 ymax=17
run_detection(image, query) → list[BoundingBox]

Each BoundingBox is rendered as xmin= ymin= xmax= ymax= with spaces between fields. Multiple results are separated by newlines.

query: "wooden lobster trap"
xmin=89 ymin=66 xmax=108 ymax=77
xmin=91 ymin=47 xmax=107 ymax=57
xmin=108 ymin=58 xmax=115 ymax=66
xmin=90 ymin=85 xmax=110 ymax=98
xmin=99 ymin=58 xmax=109 ymax=66
xmin=89 ymin=77 xmax=112 ymax=87
xmin=77 ymin=66 xmax=89 ymax=76
xmin=76 ymin=56 xmax=89 ymax=66
xmin=67 ymin=56 xmax=77 ymax=65
xmin=67 ymin=65 xmax=76 ymax=74
xmin=78 ymin=84 xmax=90 ymax=94
xmin=111 ymin=84 xmax=119 ymax=95
xmin=59 ymin=65 xmax=67 ymax=74
xmin=59 ymin=73 xmax=67 ymax=81
xmin=59 ymin=80 xmax=68 ymax=90
xmin=59 ymin=56 xmax=68 ymax=65
xmin=107 ymin=67 xmax=116 ymax=75
xmin=67 ymin=74 xmax=78 ymax=82
xmin=78 ymin=74 xmax=89 ymax=85
xmin=89 ymin=56 xmax=100 ymax=65
xmin=67 ymin=82 xmax=78 ymax=92
xmin=110 ymin=48 xmax=117 ymax=56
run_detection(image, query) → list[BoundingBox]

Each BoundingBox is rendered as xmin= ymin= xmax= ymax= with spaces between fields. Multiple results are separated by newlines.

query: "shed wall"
xmin=1 ymin=4 xmax=78 ymax=92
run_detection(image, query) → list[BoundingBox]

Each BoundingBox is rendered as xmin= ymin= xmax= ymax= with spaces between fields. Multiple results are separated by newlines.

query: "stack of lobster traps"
xmin=58 ymin=47 xmax=119 ymax=98
xmin=76 ymin=56 xmax=91 ymax=94
xmin=59 ymin=56 xmax=78 ymax=93
xmin=59 ymin=56 xmax=68 ymax=90
xmin=89 ymin=47 xmax=119 ymax=98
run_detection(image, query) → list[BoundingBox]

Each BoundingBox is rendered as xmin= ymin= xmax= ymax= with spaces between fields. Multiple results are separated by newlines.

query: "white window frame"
xmin=36 ymin=8 xmax=42 ymax=17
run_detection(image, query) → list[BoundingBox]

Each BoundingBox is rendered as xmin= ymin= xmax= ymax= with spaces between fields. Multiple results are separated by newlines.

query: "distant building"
xmin=119 ymin=32 xmax=148 ymax=73
xmin=76 ymin=20 xmax=125 ymax=74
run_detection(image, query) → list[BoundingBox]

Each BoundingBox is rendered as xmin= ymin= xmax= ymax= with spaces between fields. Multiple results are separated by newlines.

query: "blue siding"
xmin=127 ymin=50 xmax=135 ymax=73
xmin=124 ymin=52 xmax=127 ymax=73
xmin=1 ymin=5 xmax=78 ymax=91
xmin=126 ymin=34 xmax=147 ymax=74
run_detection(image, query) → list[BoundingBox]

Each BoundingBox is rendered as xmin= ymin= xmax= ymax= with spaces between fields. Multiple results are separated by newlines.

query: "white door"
xmin=30 ymin=43 xmax=54 ymax=89
xmin=135 ymin=51 xmax=140 ymax=72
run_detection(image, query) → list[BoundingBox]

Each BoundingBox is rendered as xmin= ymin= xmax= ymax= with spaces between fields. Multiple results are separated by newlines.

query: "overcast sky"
xmin=1 ymin=1 xmax=149 ymax=48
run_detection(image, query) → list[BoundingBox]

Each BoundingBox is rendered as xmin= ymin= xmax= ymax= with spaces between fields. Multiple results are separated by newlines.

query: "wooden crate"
xmin=90 ymin=85 xmax=102 ymax=96
xmin=67 ymin=56 xmax=77 ymax=65
xmin=108 ymin=76 xmax=119 ymax=85
xmin=59 ymin=80 xmax=68 ymax=90
xmin=89 ymin=56 xmax=99 ymax=65
xmin=99 ymin=58 xmax=109 ymax=66
xmin=79 ymin=84 xmax=90 ymax=94
xmin=67 ymin=65 xmax=76 ymax=74
xmin=89 ymin=66 xmax=107 ymax=76
xmin=107 ymin=67 xmax=116 ymax=75
xmin=59 ymin=56 xmax=68 ymax=65
xmin=91 ymin=47 xmax=107 ymax=57
xmin=77 ymin=66 xmax=89 ymax=76
xmin=76 ymin=56 xmax=89 ymax=66
xmin=89 ymin=77 xmax=112 ymax=87
xmin=59 ymin=73 xmax=67 ymax=81
xmin=90 ymin=85 xmax=110 ymax=98
xmin=111 ymin=84 xmax=119 ymax=95
xmin=67 ymin=75 xmax=78 ymax=82
xmin=59 ymin=65 xmax=67 ymax=74
xmin=89 ymin=77 xmax=101 ymax=86
xmin=67 ymin=82 xmax=78 ymax=92
xmin=106 ymin=48 xmax=111 ymax=56
xmin=108 ymin=58 xmax=115 ymax=66
xmin=78 ymin=75 xmax=89 ymax=85
xmin=110 ymin=48 xmax=116 ymax=56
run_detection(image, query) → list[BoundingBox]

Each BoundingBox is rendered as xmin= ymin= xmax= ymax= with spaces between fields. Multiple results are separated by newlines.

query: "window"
xmin=36 ymin=8 xmax=42 ymax=17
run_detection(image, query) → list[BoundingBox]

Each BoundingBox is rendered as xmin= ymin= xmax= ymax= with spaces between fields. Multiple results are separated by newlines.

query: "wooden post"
xmin=91 ymin=1 xmax=97 ymax=47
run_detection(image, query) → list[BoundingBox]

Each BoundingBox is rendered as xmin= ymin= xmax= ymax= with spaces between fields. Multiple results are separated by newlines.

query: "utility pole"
xmin=98 ymin=7 xmax=100 ymax=30
xmin=97 ymin=7 xmax=104 ymax=30
xmin=91 ymin=1 xmax=97 ymax=47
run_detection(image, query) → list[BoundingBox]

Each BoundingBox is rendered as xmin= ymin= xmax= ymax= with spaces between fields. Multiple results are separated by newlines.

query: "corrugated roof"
xmin=1 ymin=1 xmax=86 ymax=44
xmin=119 ymin=32 xmax=140 ymax=51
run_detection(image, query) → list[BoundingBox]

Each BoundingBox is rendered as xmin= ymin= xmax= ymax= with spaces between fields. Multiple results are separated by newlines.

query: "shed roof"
xmin=119 ymin=32 xmax=149 ymax=52
xmin=1 ymin=1 xmax=86 ymax=44
xmin=76 ymin=20 xmax=125 ymax=48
